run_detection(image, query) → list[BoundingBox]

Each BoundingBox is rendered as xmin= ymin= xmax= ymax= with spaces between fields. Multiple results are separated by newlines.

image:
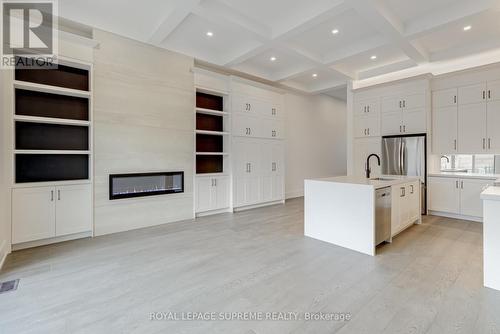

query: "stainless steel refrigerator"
xmin=381 ymin=135 xmax=426 ymax=214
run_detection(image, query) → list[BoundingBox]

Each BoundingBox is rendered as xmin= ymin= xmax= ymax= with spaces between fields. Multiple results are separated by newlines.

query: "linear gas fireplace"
xmin=109 ymin=171 xmax=184 ymax=200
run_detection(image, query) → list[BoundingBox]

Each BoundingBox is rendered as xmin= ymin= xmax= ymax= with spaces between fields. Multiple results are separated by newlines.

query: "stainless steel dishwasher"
xmin=375 ymin=187 xmax=392 ymax=246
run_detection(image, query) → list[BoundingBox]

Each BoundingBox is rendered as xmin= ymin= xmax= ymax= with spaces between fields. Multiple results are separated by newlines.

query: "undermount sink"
xmin=370 ymin=177 xmax=397 ymax=181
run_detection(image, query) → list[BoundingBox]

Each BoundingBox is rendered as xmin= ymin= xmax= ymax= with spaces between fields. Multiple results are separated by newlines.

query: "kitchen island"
xmin=304 ymin=175 xmax=421 ymax=256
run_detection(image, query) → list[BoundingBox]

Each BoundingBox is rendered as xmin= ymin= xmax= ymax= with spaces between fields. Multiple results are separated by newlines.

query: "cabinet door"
xmin=458 ymin=103 xmax=487 ymax=153
xmin=428 ymin=177 xmax=460 ymax=214
xmin=402 ymin=108 xmax=426 ymax=134
xmin=196 ymin=177 xmax=213 ymax=212
xmin=353 ymin=137 xmax=381 ymax=177
xmin=232 ymin=113 xmax=258 ymax=137
xmin=487 ymin=100 xmax=500 ymax=152
xmin=381 ymin=96 xmax=400 ymax=114
xmin=458 ymin=83 xmax=487 ymax=105
xmin=355 ymin=98 xmax=379 ymax=116
xmin=407 ymin=181 xmax=421 ymax=224
xmin=365 ymin=98 xmax=380 ymax=116
xmin=12 ymin=186 xmax=56 ymax=243
xmin=269 ymin=103 xmax=282 ymax=119
xmin=55 ymin=184 xmax=92 ymax=237
xmin=233 ymin=138 xmax=249 ymax=175
xmin=391 ymin=185 xmax=407 ymax=235
xmin=403 ymin=93 xmax=425 ymax=110
xmin=433 ymin=88 xmax=457 ymax=108
xmin=232 ymin=95 xmax=256 ymax=114
xmin=272 ymin=175 xmax=284 ymax=201
xmin=354 ymin=116 xmax=380 ymax=137
xmin=460 ymin=179 xmax=491 ymax=218
xmin=264 ymin=119 xmax=284 ymax=139
xmin=381 ymin=111 xmax=402 ymax=135
xmin=214 ymin=177 xmax=230 ymax=210
xmin=432 ymin=106 xmax=457 ymax=154
xmin=487 ymin=80 xmax=500 ymax=102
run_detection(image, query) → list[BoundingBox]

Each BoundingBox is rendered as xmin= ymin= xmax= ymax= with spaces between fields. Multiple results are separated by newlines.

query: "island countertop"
xmin=308 ymin=175 xmax=421 ymax=189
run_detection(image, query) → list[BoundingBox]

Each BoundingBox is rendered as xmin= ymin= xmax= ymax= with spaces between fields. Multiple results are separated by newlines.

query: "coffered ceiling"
xmin=59 ymin=0 xmax=500 ymax=94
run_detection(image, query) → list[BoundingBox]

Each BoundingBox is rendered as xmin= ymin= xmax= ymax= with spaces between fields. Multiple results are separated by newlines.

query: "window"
xmin=440 ymin=154 xmax=495 ymax=173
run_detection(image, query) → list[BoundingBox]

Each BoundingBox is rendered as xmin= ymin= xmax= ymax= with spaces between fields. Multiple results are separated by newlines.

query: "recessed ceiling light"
xmin=270 ymin=56 xmax=277 ymax=62
xmin=206 ymin=31 xmax=214 ymax=37
xmin=331 ymin=29 xmax=339 ymax=35
xmin=312 ymin=73 xmax=318 ymax=78
xmin=370 ymin=55 xmax=377 ymax=60
xmin=463 ymin=25 xmax=472 ymax=31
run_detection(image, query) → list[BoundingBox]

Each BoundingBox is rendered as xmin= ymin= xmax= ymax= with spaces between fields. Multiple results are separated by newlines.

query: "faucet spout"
xmin=366 ymin=154 xmax=381 ymax=179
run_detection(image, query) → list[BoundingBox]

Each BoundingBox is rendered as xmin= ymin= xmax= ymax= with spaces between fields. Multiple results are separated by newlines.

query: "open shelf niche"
xmin=195 ymin=90 xmax=229 ymax=174
xmin=13 ymin=57 xmax=92 ymax=184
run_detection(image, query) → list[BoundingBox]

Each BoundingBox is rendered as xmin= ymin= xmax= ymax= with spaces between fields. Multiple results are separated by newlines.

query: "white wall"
xmin=285 ymin=93 xmax=347 ymax=198
xmin=93 ymin=30 xmax=195 ymax=236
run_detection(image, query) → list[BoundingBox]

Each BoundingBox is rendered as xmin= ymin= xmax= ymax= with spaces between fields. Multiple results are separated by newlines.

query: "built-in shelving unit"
xmin=195 ymin=90 xmax=229 ymax=175
xmin=13 ymin=57 xmax=92 ymax=184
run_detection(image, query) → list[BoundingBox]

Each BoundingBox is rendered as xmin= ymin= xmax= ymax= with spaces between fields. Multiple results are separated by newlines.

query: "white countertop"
xmin=308 ymin=175 xmax=420 ymax=189
xmin=429 ymin=172 xmax=500 ymax=180
xmin=481 ymin=186 xmax=500 ymax=201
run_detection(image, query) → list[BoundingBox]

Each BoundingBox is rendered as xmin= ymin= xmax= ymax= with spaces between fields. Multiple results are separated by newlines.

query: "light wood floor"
xmin=1 ymin=198 xmax=500 ymax=334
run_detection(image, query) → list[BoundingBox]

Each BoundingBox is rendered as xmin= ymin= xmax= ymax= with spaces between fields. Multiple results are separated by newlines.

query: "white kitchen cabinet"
xmin=12 ymin=186 xmax=56 ymax=244
xmin=487 ymin=80 xmax=500 ymax=101
xmin=391 ymin=181 xmax=420 ymax=236
xmin=380 ymin=93 xmax=426 ymax=135
xmin=232 ymin=113 xmax=258 ymax=137
xmin=459 ymin=179 xmax=491 ymax=218
xmin=355 ymin=98 xmax=379 ymax=116
xmin=433 ymin=88 xmax=457 ymax=108
xmin=403 ymin=109 xmax=427 ymax=134
xmin=458 ymin=103 xmax=487 ymax=153
xmin=403 ymin=93 xmax=426 ymax=110
xmin=55 ymin=184 xmax=92 ymax=237
xmin=354 ymin=116 xmax=380 ymax=138
xmin=259 ymin=101 xmax=282 ymax=119
xmin=428 ymin=177 xmax=460 ymax=214
xmin=353 ymin=137 xmax=381 ymax=177
xmin=429 ymin=176 xmax=492 ymax=219
xmin=381 ymin=112 xmax=402 ymax=135
xmin=196 ymin=176 xmax=231 ymax=213
xmin=433 ymin=106 xmax=458 ymax=154
xmin=262 ymin=119 xmax=284 ymax=139
xmin=12 ymin=184 xmax=92 ymax=244
xmin=458 ymin=83 xmax=487 ymax=105
xmin=232 ymin=94 xmax=257 ymax=114
xmin=487 ymin=100 xmax=500 ymax=151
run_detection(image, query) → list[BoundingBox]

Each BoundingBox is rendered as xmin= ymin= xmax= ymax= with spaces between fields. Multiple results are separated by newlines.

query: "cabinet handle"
xmin=400 ymin=187 xmax=405 ymax=197
xmin=364 ymin=106 xmax=366 ymax=113
xmin=249 ymin=163 xmax=251 ymax=173
xmin=400 ymin=125 xmax=402 ymax=133
xmin=454 ymin=95 xmax=457 ymax=104
xmin=364 ymin=129 xmax=367 ymax=136
xmin=461 ymin=181 xmax=464 ymax=189
xmin=403 ymin=100 xmax=406 ymax=108
xmin=51 ymin=190 xmax=54 ymax=201
xmin=214 ymin=179 xmax=217 ymax=187
xmin=399 ymin=101 xmax=402 ymax=108
xmin=489 ymin=138 xmax=492 ymax=149
xmin=454 ymin=139 xmax=457 ymax=150
xmin=483 ymin=138 xmax=486 ymax=149
xmin=367 ymin=106 xmax=370 ymax=113
xmin=403 ymin=125 xmax=406 ymax=133
xmin=488 ymin=90 xmax=491 ymax=99
xmin=367 ymin=128 xmax=370 ymax=135
xmin=456 ymin=180 xmax=459 ymax=188
xmin=58 ymin=190 xmax=61 ymax=201
xmin=410 ymin=185 xmax=414 ymax=194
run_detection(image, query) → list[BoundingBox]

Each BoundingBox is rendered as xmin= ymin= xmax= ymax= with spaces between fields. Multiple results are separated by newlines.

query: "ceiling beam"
xmin=323 ymin=35 xmax=388 ymax=65
xmin=405 ymin=0 xmax=499 ymax=39
xmin=350 ymin=0 xmax=429 ymax=63
xmin=358 ymin=59 xmax=417 ymax=79
xmin=148 ymin=0 xmax=202 ymax=45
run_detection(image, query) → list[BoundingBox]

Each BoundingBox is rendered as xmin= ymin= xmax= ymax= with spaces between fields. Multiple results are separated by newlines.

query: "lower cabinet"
xmin=233 ymin=138 xmax=284 ymax=208
xmin=391 ymin=180 xmax=420 ymax=236
xmin=428 ymin=176 xmax=492 ymax=218
xmin=12 ymin=184 xmax=92 ymax=244
xmin=195 ymin=176 xmax=230 ymax=214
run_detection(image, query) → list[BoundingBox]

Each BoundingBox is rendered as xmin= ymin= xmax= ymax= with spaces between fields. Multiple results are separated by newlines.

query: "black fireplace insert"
xmin=109 ymin=171 xmax=184 ymax=200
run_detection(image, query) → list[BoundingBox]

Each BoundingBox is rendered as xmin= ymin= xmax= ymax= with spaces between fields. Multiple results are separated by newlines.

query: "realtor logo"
xmin=1 ymin=0 xmax=58 ymax=68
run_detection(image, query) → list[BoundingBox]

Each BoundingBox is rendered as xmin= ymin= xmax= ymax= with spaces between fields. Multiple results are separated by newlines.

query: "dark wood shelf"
xmin=15 ymin=57 xmax=90 ymax=91
xmin=196 ymin=113 xmax=223 ymax=132
xmin=196 ymin=92 xmax=223 ymax=111
xmin=196 ymin=155 xmax=223 ymax=174
xmin=15 ymin=89 xmax=89 ymax=121
xmin=16 ymin=154 xmax=89 ymax=183
xmin=15 ymin=122 xmax=89 ymax=151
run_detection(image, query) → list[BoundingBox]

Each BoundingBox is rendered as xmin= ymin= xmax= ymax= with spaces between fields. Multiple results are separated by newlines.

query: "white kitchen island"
xmin=481 ymin=185 xmax=500 ymax=291
xmin=305 ymin=175 xmax=421 ymax=256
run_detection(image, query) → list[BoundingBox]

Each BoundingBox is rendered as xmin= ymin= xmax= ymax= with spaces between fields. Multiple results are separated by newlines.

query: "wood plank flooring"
xmin=1 ymin=197 xmax=499 ymax=334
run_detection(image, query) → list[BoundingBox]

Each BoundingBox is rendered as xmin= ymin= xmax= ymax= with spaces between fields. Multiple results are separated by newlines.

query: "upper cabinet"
xmin=355 ymin=98 xmax=379 ymax=116
xmin=432 ymin=79 xmax=500 ymax=154
xmin=381 ymin=93 xmax=426 ymax=136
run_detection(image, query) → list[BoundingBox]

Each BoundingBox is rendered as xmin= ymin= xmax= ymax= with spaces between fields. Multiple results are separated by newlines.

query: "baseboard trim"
xmin=233 ymin=200 xmax=285 ymax=212
xmin=12 ymin=231 xmax=92 ymax=251
xmin=428 ymin=211 xmax=483 ymax=223
xmin=0 ymin=240 xmax=9 ymax=271
xmin=196 ymin=207 xmax=232 ymax=217
xmin=286 ymin=190 xmax=304 ymax=200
